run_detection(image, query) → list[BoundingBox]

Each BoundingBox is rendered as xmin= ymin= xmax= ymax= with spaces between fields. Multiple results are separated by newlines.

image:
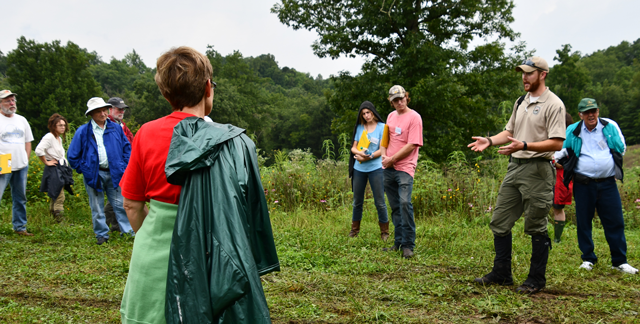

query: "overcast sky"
xmin=2 ymin=0 xmax=638 ymax=78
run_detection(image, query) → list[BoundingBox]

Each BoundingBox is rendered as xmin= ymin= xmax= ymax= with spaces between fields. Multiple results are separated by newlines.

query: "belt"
xmin=509 ymin=157 xmax=551 ymax=164
xmin=99 ymin=167 xmax=110 ymax=171
xmin=574 ymin=173 xmax=614 ymax=185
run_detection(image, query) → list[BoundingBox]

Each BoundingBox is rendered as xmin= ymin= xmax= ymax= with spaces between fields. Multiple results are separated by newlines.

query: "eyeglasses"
xmin=392 ymin=97 xmax=405 ymax=103
xmin=208 ymin=79 xmax=217 ymax=90
xmin=2 ymin=97 xmax=16 ymax=103
xmin=521 ymin=59 xmax=547 ymax=71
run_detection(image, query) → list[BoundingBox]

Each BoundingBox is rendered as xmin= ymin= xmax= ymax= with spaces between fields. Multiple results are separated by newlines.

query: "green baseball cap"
xmin=578 ymin=98 xmax=599 ymax=112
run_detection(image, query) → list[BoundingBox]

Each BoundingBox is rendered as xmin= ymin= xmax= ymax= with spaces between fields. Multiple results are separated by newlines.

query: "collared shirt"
xmin=505 ymin=87 xmax=566 ymax=160
xmin=575 ymin=119 xmax=615 ymax=179
xmin=91 ymin=119 xmax=109 ymax=169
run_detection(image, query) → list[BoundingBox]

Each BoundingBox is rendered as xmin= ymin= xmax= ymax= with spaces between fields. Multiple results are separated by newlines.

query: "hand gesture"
xmin=468 ymin=136 xmax=490 ymax=152
xmin=497 ymin=136 xmax=524 ymax=155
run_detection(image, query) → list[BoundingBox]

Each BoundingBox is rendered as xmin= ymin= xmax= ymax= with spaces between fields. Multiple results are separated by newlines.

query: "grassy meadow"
xmin=1 ymin=146 xmax=640 ymax=323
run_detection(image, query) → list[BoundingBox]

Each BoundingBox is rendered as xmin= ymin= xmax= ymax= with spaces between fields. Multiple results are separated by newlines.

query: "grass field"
xmin=1 ymin=148 xmax=640 ymax=323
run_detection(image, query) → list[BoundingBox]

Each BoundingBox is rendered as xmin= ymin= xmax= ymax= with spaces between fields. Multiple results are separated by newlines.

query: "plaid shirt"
xmin=91 ymin=119 xmax=109 ymax=169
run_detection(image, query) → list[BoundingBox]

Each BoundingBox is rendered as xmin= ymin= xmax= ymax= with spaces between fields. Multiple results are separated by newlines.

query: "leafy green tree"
xmin=6 ymin=37 xmax=103 ymax=140
xmin=273 ymin=0 xmax=522 ymax=161
xmin=547 ymin=44 xmax=592 ymax=116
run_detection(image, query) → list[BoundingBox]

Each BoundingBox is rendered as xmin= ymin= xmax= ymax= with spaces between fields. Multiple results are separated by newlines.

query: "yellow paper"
xmin=0 ymin=154 xmax=11 ymax=174
xmin=357 ymin=130 xmax=370 ymax=151
xmin=380 ymin=125 xmax=390 ymax=148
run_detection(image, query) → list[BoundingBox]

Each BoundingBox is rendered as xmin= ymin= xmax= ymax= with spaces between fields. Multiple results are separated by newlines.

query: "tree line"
xmin=0 ymin=31 xmax=639 ymax=163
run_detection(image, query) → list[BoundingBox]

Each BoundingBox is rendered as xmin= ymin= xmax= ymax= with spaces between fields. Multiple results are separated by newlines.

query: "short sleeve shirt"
xmin=353 ymin=122 xmax=385 ymax=172
xmin=120 ymin=112 xmax=195 ymax=204
xmin=505 ymin=88 xmax=566 ymax=159
xmin=385 ymin=109 xmax=423 ymax=178
xmin=0 ymin=113 xmax=34 ymax=170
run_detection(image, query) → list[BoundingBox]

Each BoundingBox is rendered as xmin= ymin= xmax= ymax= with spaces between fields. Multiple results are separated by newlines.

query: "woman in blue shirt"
xmin=348 ymin=101 xmax=389 ymax=240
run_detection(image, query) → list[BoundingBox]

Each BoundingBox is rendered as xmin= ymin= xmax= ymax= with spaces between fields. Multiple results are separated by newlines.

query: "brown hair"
xmin=389 ymin=91 xmax=412 ymax=106
xmin=359 ymin=109 xmax=379 ymax=125
xmin=154 ymin=46 xmax=213 ymax=111
xmin=565 ymin=112 xmax=574 ymax=127
xmin=47 ymin=113 xmax=68 ymax=135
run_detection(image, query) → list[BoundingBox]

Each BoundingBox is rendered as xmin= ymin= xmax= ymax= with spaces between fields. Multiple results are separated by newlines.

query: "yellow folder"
xmin=381 ymin=125 xmax=389 ymax=148
xmin=357 ymin=130 xmax=370 ymax=151
xmin=0 ymin=154 xmax=11 ymax=174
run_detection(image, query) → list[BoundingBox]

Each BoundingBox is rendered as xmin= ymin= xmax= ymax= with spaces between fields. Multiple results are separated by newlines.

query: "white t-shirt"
xmin=0 ymin=113 xmax=34 ymax=170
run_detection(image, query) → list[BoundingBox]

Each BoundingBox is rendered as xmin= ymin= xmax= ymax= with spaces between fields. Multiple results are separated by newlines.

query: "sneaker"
xmin=14 ymin=230 xmax=34 ymax=236
xmin=579 ymin=261 xmax=594 ymax=271
xmin=612 ymin=263 xmax=638 ymax=274
xmin=96 ymin=237 xmax=109 ymax=245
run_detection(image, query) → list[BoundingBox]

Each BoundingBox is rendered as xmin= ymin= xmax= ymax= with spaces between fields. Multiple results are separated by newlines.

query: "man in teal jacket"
xmin=557 ymin=98 xmax=637 ymax=274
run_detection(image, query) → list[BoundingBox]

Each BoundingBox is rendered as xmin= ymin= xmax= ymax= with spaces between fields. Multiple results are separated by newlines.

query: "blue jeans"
xmin=352 ymin=169 xmax=388 ymax=223
xmin=573 ymin=177 xmax=627 ymax=266
xmin=384 ymin=168 xmax=415 ymax=250
xmin=0 ymin=166 xmax=29 ymax=232
xmin=84 ymin=170 xmax=133 ymax=238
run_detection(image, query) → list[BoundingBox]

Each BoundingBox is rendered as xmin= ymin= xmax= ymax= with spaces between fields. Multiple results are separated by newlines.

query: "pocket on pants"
xmin=525 ymin=195 xmax=551 ymax=234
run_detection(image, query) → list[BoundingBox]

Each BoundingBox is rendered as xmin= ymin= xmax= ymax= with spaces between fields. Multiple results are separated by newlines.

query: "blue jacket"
xmin=558 ymin=118 xmax=625 ymax=187
xmin=68 ymin=120 xmax=131 ymax=191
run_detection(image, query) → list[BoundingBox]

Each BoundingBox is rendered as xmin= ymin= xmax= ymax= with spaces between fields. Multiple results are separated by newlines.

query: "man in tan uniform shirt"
xmin=468 ymin=57 xmax=566 ymax=294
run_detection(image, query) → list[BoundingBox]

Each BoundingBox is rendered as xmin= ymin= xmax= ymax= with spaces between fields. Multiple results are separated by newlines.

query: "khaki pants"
xmin=490 ymin=160 xmax=555 ymax=236
xmin=50 ymin=190 xmax=65 ymax=214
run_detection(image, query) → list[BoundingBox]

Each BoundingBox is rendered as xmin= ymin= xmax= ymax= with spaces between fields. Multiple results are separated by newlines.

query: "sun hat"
xmin=85 ymin=97 xmax=112 ymax=116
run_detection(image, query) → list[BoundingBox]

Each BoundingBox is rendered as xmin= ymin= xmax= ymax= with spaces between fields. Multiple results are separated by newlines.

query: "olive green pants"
xmin=490 ymin=160 xmax=555 ymax=236
xmin=49 ymin=190 xmax=65 ymax=214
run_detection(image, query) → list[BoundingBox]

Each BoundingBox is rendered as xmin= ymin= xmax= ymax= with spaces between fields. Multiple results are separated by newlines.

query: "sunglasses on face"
xmin=208 ymin=79 xmax=217 ymax=90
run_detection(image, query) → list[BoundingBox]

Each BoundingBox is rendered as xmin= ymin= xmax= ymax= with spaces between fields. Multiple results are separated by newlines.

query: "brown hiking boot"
xmin=402 ymin=248 xmax=414 ymax=259
xmin=348 ymin=221 xmax=361 ymax=237
xmin=379 ymin=222 xmax=390 ymax=241
xmin=53 ymin=210 xmax=64 ymax=223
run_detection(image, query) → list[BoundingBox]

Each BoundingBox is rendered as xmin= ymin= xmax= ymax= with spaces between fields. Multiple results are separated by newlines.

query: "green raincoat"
xmin=164 ymin=117 xmax=279 ymax=323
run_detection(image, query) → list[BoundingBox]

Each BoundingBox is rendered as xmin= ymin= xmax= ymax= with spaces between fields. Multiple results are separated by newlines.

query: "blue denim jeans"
xmin=352 ymin=168 xmax=388 ymax=223
xmin=84 ymin=170 xmax=133 ymax=238
xmin=0 ymin=166 xmax=29 ymax=232
xmin=384 ymin=168 xmax=415 ymax=250
xmin=574 ymin=177 xmax=627 ymax=266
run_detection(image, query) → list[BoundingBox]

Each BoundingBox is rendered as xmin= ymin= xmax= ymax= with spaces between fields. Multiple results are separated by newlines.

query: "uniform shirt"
xmin=0 ymin=113 xmax=34 ymax=170
xmin=91 ymin=119 xmax=109 ymax=169
xmin=385 ymin=108 xmax=423 ymax=178
xmin=575 ymin=119 xmax=617 ymax=179
xmin=506 ymin=87 xmax=566 ymax=159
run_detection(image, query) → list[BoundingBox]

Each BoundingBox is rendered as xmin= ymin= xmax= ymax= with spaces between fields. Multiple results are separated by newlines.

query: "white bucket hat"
xmin=85 ymin=97 xmax=112 ymax=116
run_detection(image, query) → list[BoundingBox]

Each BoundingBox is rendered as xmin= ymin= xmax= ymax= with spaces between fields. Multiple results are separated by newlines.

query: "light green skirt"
xmin=121 ymin=199 xmax=178 ymax=324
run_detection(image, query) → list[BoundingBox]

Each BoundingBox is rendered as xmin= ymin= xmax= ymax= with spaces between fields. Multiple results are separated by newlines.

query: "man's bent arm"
xmin=382 ymin=143 xmax=418 ymax=168
xmin=498 ymin=137 xmax=564 ymax=156
xmin=124 ymin=198 xmax=149 ymax=233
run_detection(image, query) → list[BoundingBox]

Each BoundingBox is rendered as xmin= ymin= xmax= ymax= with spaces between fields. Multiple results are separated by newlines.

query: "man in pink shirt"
xmin=381 ymin=85 xmax=423 ymax=258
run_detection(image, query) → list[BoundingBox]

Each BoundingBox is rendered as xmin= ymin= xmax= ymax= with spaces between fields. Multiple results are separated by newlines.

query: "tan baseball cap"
xmin=0 ymin=90 xmax=17 ymax=99
xmin=388 ymin=85 xmax=406 ymax=101
xmin=515 ymin=56 xmax=549 ymax=73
